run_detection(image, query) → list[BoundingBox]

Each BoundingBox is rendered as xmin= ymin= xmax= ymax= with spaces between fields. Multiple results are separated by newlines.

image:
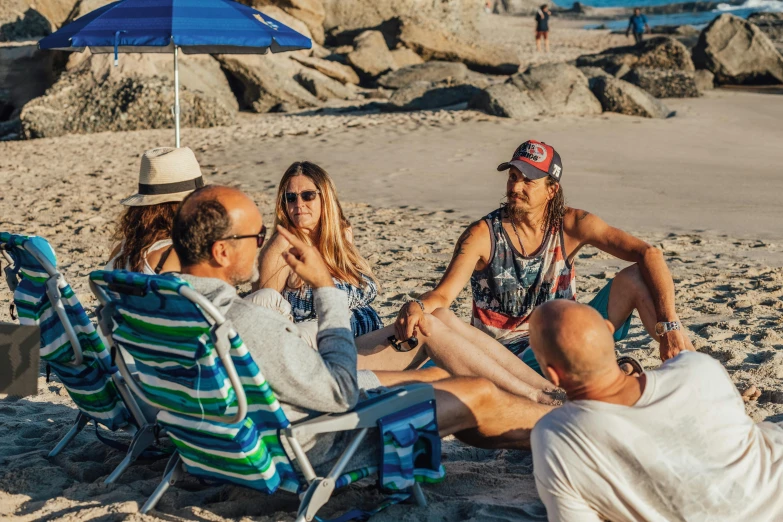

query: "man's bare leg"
xmin=356 ymin=319 xmax=555 ymax=403
xmin=372 ymin=372 xmax=552 ymax=449
xmin=434 ymin=377 xmax=552 ymax=449
xmin=431 ymin=308 xmax=557 ymax=392
xmin=607 ymin=264 xmax=694 ymax=350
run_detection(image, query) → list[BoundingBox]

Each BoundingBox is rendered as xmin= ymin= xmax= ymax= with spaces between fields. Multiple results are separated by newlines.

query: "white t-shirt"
xmin=532 ymin=351 xmax=783 ymax=522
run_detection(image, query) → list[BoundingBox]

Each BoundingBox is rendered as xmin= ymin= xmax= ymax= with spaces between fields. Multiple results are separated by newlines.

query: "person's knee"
xmin=446 ymin=377 xmax=499 ymax=410
xmin=431 ymin=307 xmax=457 ymax=325
xmin=614 ymin=263 xmax=646 ymax=297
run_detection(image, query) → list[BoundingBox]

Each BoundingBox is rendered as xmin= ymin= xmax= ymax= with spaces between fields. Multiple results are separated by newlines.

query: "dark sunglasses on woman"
xmin=285 ymin=190 xmax=320 ymax=204
xmin=216 ymin=224 xmax=267 ymax=248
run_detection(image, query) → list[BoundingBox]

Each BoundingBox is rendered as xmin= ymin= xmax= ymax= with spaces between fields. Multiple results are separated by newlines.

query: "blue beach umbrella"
xmin=38 ymin=0 xmax=312 ymax=147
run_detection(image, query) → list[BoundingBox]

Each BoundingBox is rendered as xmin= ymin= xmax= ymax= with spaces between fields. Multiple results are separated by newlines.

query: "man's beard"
xmin=506 ymin=191 xmax=529 ymax=222
xmin=230 ymin=259 xmax=260 ymax=286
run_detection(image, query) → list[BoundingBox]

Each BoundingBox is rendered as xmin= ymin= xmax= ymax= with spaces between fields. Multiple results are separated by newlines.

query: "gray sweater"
xmin=180 ymin=274 xmax=376 ymax=471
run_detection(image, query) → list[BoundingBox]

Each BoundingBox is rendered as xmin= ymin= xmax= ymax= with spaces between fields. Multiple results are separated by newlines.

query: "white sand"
xmin=1 ymin=84 xmax=783 ymax=520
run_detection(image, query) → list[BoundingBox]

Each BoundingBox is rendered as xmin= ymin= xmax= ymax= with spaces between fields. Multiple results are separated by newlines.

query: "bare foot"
xmin=742 ymin=385 xmax=761 ymax=402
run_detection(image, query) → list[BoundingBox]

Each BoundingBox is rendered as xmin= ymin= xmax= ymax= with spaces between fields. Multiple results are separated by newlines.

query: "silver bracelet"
xmin=408 ymin=299 xmax=425 ymax=312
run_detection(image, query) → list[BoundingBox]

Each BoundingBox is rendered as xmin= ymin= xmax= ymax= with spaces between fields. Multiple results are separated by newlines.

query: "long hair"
xmin=274 ymin=161 xmax=376 ymax=288
xmin=112 ymin=203 xmax=178 ymax=272
xmin=543 ymin=178 xmax=566 ymax=232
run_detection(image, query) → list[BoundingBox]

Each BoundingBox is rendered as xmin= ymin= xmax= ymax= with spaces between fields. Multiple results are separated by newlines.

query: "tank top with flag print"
xmin=470 ymin=208 xmax=576 ymax=352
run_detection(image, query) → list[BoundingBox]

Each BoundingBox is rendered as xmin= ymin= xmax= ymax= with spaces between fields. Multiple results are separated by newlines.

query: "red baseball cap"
xmin=497 ymin=140 xmax=563 ymax=182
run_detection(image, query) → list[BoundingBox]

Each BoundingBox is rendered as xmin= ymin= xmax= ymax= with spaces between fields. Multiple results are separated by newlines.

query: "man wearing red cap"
xmin=395 ymin=140 xmax=693 ymax=373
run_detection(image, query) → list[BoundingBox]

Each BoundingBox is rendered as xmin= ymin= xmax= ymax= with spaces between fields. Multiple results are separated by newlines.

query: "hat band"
xmin=138 ymin=176 xmax=204 ymax=195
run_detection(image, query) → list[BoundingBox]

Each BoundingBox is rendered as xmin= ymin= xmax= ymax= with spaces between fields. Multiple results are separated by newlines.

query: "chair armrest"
xmin=285 ymin=383 xmax=435 ymax=438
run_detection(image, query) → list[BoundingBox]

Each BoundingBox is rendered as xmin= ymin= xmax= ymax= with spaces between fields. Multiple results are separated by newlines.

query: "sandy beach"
xmin=1 ymin=78 xmax=783 ymax=520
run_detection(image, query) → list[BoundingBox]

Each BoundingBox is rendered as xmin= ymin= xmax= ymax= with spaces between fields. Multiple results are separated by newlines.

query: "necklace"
xmin=508 ymin=212 xmax=528 ymax=257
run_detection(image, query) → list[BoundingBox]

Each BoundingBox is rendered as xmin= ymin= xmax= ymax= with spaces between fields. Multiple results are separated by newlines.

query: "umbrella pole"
xmin=174 ymin=45 xmax=181 ymax=148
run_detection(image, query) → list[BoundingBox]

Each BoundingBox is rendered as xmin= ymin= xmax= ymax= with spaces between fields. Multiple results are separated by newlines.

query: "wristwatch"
xmin=655 ymin=321 xmax=681 ymax=336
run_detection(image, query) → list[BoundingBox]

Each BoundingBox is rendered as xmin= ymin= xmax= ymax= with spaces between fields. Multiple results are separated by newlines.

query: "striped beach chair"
xmin=0 ymin=232 xmax=158 ymax=483
xmin=90 ymin=269 xmax=445 ymax=521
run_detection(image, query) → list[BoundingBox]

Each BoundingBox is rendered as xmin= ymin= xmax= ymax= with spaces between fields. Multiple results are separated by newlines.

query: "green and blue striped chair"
xmin=0 ymin=232 xmax=158 ymax=483
xmin=90 ymin=269 xmax=445 ymax=521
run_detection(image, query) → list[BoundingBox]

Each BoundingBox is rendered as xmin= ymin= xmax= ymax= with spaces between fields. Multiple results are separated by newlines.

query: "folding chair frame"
xmin=91 ymin=277 xmax=431 ymax=521
xmin=0 ymin=237 xmax=157 ymax=482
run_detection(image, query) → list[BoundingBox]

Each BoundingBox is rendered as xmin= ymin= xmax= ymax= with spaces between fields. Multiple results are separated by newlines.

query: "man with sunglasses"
xmin=396 ymin=140 xmax=694 ymax=373
xmin=171 ymin=185 xmax=553 ymax=474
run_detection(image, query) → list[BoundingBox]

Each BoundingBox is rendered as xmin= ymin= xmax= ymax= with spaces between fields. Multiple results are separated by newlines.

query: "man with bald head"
xmin=528 ymin=299 xmax=783 ymax=521
xmin=171 ymin=185 xmax=553 ymax=475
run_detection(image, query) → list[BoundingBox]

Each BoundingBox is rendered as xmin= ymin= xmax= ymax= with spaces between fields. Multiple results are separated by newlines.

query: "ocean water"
xmin=565 ymin=0 xmax=783 ymax=29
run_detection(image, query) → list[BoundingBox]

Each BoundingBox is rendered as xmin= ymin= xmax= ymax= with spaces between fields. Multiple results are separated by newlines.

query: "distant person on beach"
xmin=529 ymin=299 xmax=782 ymax=522
xmin=626 ymin=8 xmax=650 ymax=45
xmin=535 ymin=4 xmax=551 ymax=52
xmin=395 ymin=139 xmax=695 ymax=376
xmin=257 ymin=161 xmax=559 ymax=404
xmin=106 ymin=147 xmax=204 ymax=275
xmin=171 ymin=184 xmax=554 ymax=471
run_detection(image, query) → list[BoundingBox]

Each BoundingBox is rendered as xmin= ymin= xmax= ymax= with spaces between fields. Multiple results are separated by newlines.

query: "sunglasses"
xmin=217 ymin=224 xmax=267 ymax=249
xmin=285 ymin=190 xmax=320 ymax=204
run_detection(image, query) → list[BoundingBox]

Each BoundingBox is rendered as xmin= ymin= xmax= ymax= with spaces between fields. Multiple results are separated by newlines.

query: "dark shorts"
xmin=518 ymin=278 xmax=633 ymax=374
xmin=535 ymin=30 xmax=549 ymax=39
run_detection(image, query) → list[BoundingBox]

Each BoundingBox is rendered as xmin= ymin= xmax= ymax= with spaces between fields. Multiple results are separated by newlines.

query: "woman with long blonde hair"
xmin=257 ymin=161 xmax=559 ymax=405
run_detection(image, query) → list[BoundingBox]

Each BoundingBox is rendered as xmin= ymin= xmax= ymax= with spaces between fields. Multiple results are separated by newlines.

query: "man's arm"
xmin=564 ymin=208 xmax=688 ymax=359
xmin=260 ymin=226 xmax=359 ymax=412
xmin=255 ymin=233 xmax=293 ymax=293
xmin=626 ymin=17 xmax=632 ymax=37
xmin=242 ymin=291 xmax=359 ymax=413
xmin=394 ymin=220 xmax=490 ymax=339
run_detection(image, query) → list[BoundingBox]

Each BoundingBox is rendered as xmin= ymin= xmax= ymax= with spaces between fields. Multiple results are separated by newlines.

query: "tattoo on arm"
xmin=454 ymin=223 xmax=479 ymax=257
xmin=576 ymin=210 xmax=590 ymax=222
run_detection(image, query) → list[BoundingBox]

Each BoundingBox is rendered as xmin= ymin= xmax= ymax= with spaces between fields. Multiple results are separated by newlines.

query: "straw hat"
xmin=121 ymin=147 xmax=205 ymax=206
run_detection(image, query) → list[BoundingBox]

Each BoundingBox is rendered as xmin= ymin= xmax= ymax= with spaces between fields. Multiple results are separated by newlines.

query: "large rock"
xmin=390 ymin=47 xmax=424 ymax=69
xmin=237 ymin=0 xmax=325 ymax=44
xmin=692 ymin=14 xmax=783 ymax=84
xmin=378 ymin=61 xmax=468 ymax=89
xmin=510 ymin=63 xmax=602 ymax=116
xmin=321 ymin=0 xmax=481 ymax=43
xmin=386 ymin=80 xmax=480 ymax=111
xmin=577 ymin=37 xmax=695 ymax=75
xmin=589 ymin=76 xmax=672 ymax=118
xmin=347 ymin=30 xmax=397 ymax=79
xmin=578 ymin=66 xmax=612 ymax=81
xmin=295 ymin=67 xmax=357 ymax=100
xmin=468 ymin=83 xmax=541 ymax=119
xmin=0 ymin=42 xmax=60 ymax=118
xmin=291 ymin=54 xmax=360 ymax=84
xmin=20 ymin=72 xmax=234 ymax=139
xmin=747 ymin=12 xmax=783 ymax=44
xmin=0 ymin=0 xmax=52 ymax=41
xmin=66 ymin=52 xmax=240 ymax=113
xmin=624 ymin=68 xmax=700 ymax=98
xmin=398 ymin=19 xmax=520 ymax=75
xmin=494 ymin=0 xmax=543 ymax=15
xmin=694 ymin=69 xmax=714 ymax=91
xmin=217 ymin=54 xmax=318 ymax=112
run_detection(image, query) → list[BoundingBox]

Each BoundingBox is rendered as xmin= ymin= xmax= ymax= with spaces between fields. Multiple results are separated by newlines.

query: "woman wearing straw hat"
xmin=106 ymin=147 xmax=205 ymax=274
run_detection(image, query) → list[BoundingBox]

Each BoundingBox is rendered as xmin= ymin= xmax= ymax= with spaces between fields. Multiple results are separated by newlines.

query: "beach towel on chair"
xmin=0 ymin=232 xmax=129 ymax=430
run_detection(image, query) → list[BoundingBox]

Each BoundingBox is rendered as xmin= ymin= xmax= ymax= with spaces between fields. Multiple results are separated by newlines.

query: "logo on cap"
xmin=552 ymin=164 xmax=562 ymax=179
xmin=517 ymin=142 xmax=548 ymax=163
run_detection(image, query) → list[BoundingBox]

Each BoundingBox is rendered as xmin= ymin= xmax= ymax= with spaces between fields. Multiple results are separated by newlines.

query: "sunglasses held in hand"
xmin=285 ymin=190 xmax=320 ymax=204
xmin=388 ymin=335 xmax=419 ymax=352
